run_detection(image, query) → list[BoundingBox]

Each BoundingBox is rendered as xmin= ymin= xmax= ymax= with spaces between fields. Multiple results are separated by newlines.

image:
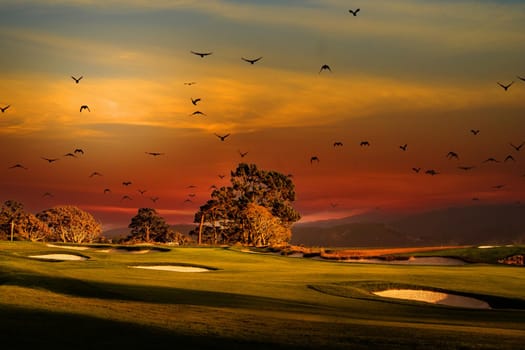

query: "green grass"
xmin=1 ymin=241 xmax=525 ymax=349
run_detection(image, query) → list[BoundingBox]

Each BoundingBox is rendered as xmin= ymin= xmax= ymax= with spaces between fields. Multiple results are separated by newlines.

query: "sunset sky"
xmin=1 ymin=0 xmax=524 ymax=230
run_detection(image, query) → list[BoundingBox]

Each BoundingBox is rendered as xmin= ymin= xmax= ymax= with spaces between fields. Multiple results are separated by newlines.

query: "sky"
xmin=1 ymin=0 xmax=524 ymax=230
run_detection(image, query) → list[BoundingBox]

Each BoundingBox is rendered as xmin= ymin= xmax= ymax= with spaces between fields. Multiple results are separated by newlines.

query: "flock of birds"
xmin=1 ymin=6 xmax=524 ymax=216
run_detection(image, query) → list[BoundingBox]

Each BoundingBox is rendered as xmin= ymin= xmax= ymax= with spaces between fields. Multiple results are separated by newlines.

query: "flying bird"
xmin=190 ymin=51 xmax=212 ymax=58
xmin=41 ymin=157 xmax=59 ymax=163
xmin=89 ymin=172 xmax=103 ymax=177
xmin=138 ymin=189 xmax=147 ymax=195
xmin=470 ymin=129 xmax=480 ymax=135
xmin=9 ymin=163 xmax=28 ymax=170
xmin=215 ymin=133 xmax=230 ymax=141
xmin=492 ymin=184 xmax=505 ymax=189
xmin=121 ymin=195 xmax=132 ymax=201
xmin=497 ymin=81 xmax=514 ymax=91
xmin=239 ymin=150 xmax=248 ymax=158
xmin=80 ymin=105 xmax=90 ymax=112
xmin=447 ymin=151 xmax=459 ymax=160
xmin=191 ymin=97 xmax=201 ymax=105
xmin=184 ymin=82 xmax=196 ymax=85
xmin=425 ymin=169 xmax=439 ymax=176
xmin=504 ymin=155 xmax=515 ymax=162
xmin=399 ymin=144 xmax=408 ymax=151
xmin=458 ymin=166 xmax=475 ymax=171
xmin=42 ymin=192 xmax=54 ymax=198
xmin=348 ymin=8 xmax=360 ymax=16
xmin=103 ymin=188 xmax=111 ymax=194
xmin=310 ymin=156 xmax=320 ymax=164
xmin=190 ymin=111 xmax=206 ymax=116
xmin=183 ymin=198 xmax=193 ymax=204
xmin=187 ymin=185 xmax=197 ymax=189
xmin=482 ymin=157 xmax=500 ymax=163
xmin=150 ymin=196 xmax=159 ymax=203
xmin=64 ymin=153 xmax=77 ymax=158
xmin=412 ymin=167 xmax=421 ymax=173
xmin=218 ymin=174 xmax=226 ymax=179
xmin=71 ymin=76 xmax=83 ymax=84
xmin=74 ymin=148 xmax=84 ymax=155
xmin=510 ymin=142 xmax=524 ymax=151
xmin=319 ymin=64 xmax=331 ymax=73
xmin=360 ymin=141 xmax=370 ymax=147
xmin=188 ymin=193 xmax=196 ymax=198
xmin=145 ymin=152 xmax=164 ymax=156
xmin=122 ymin=181 xmax=132 ymax=186
xmin=0 ymin=105 xmax=10 ymax=113
xmin=518 ymin=76 xmax=525 ymax=81
xmin=333 ymin=142 xmax=343 ymax=147
xmin=241 ymin=57 xmax=263 ymax=64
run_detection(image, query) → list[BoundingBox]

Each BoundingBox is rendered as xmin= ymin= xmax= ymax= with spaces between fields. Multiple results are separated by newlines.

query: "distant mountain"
xmin=291 ymin=204 xmax=525 ymax=247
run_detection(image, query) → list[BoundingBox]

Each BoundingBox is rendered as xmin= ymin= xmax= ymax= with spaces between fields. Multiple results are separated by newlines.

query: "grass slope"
xmin=1 ymin=241 xmax=524 ymax=349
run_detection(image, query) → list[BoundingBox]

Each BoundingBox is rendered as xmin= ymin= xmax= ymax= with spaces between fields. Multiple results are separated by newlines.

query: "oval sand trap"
xmin=130 ymin=265 xmax=210 ymax=272
xmin=46 ymin=244 xmax=89 ymax=250
xmin=373 ymin=289 xmax=491 ymax=309
xmin=29 ymin=254 xmax=88 ymax=261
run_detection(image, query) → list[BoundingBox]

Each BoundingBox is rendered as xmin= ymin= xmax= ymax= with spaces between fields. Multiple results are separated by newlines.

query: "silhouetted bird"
xmin=184 ymin=199 xmax=193 ymax=203
xmin=138 ymin=189 xmax=147 ymax=195
xmin=482 ymin=157 xmax=500 ymax=163
xmin=145 ymin=152 xmax=164 ymax=156
xmin=218 ymin=174 xmax=226 ymax=179
xmin=187 ymin=185 xmax=196 ymax=189
xmin=330 ymin=202 xmax=338 ymax=208
xmin=518 ymin=76 xmax=525 ymax=81
xmin=497 ymin=81 xmax=514 ymax=91
xmin=215 ymin=133 xmax=230 ymax=141
xmin=239 ymin=150 xmax=248 ymax=158
xmin=470 ymin=129 xmax=480 ymax=135
xmin=399 ymin=144 xmax=408 ymax=151
xmin=74 ymin=149 xmax=84 ymax=155
xmin=504 ymin=155 xmax=515 ymax=162
xmin=310 ymin=156 xmax=320 ymax=164
xmin=150 ymin=196 xmax=159 ymax=203
xmin=190 ymin=111 xmax=206 ymax=116
xmin=447 ymin=151 xmax=459 ymax=160
xmin=191 ymin=97 xmax=201 ymax=105
xmin=42 ymin=192 xmax=54 ymax=198
xmin=425 ymin=169 xmax=439 ymax=176
xmin=121 ymin=195 xmax=132 ymax=201
xmin=89 ymin=172 xmax=103 ymax=177
xmin=458 ymin=166 xmax=475 ymax=170
xmin=188 ymin=193 xmax=196 ymax=198
xmin=349 ymin=8 xmax=360 ymax=16
xmin=242 ymin=57 xmax=262 ymax=64
xmin=191 ymin=51 xmax=212 ymax=58
xmin=41 ymin=157 xmax=59 ymax=163
xmin=492 ymin=184 xmax=505 ymax=189
xmin=9 ymin=163 xmax=28 ymax=170
xmin=184 ymin=82 xmax=196 ymax=85
xmin=71 ymin=76 xmax=83 ymax=84
xmin=319 ymin=64 xmax=331 ymax=73
xmin=360 ymin=141 xmax=370 ymax=146
xmin=80 ymin=105 xmax=90 ymax=112
xmin=103 ymin=188 xmax=111 ymax=194
xmin=0 ymin=105 xmax=10 ymax=113
xmin=64 ymin=153 xmax=77 ymax=158
xmin=333 ymin=142 xmax=343 ymax=147
xmin=122 ymin=181 xmax=132 ymax=186
xmin=510 ymin=142 xmax=524 ymax=151
xmin=412 ymin=167 xmax=421 ymax=173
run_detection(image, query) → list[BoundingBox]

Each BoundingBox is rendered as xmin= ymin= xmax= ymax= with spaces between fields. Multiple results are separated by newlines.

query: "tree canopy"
xmin=193 ymin=163 xmax=300 ymax=246
xmin=37 ymin=205 xmax=102 ymax=243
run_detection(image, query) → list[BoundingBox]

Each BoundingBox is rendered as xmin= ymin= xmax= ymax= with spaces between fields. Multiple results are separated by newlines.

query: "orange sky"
xmin=1 ymin=1 xmax=524 ymax=229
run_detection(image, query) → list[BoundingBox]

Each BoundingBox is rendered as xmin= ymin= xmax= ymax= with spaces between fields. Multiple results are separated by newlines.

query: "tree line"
xmin=0 ymin=163 xmax=301 ymax=246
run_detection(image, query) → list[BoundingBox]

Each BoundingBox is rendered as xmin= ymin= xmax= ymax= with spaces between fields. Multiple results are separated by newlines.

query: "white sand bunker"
xmin=130 ymin=265 xmax=210 ymax=272
xmin=373 ymin=289 xmax=491 ymax=309
xmin=29 ymin=254 xmax=88 ymax=261
xmin=46 ymin=244 xmax=89 ymax=250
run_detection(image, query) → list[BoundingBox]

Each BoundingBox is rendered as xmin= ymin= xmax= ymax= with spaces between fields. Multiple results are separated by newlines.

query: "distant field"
xmin=1 ymin=241 xmax=524 ymax=349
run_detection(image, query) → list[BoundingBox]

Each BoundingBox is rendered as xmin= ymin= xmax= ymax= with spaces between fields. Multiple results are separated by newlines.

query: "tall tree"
xmin=0 ymin=200 xmax=26 ymax=240
xmin=37 ymin=206 xmax=102 ymax=243
xmin=127 ymin=208 xmax=171 ymax=243
xmin=193 ymin=163 xmax=300 ymax=245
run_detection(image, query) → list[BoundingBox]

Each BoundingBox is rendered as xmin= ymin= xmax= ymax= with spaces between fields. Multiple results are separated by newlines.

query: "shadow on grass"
xmin=0 ymin=304 xmax=312 ymax=350
xmin=0 ymin=267 xmax=321 ymax=314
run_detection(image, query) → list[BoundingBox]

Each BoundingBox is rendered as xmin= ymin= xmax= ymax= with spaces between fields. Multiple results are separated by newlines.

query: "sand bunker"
xmin=29 ymin=254 xmax=88 ymax=261
xmin=373 ymin=289 xmax=491 ymax=309
xmin=341 ymin=257 xmax=467 ymax=266
xmin=46 ymin=244 xmax=89 ymax=250
xmin=130 ymin=265 xmax=210 ymax=272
